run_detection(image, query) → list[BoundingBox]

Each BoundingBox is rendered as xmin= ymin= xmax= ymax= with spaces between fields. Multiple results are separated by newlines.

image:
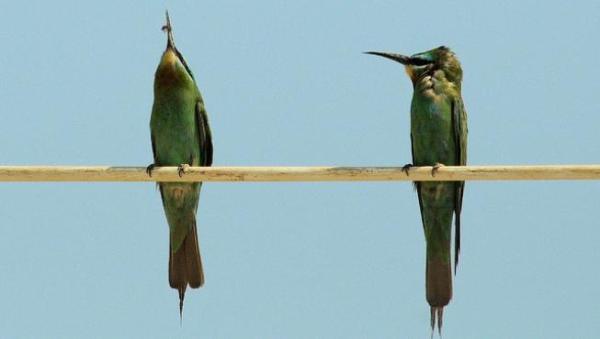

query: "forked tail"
xmin=169 ymin=221 xmax=204 ymax=319
xmin=426 ymin=255 xmax=452 ymax=336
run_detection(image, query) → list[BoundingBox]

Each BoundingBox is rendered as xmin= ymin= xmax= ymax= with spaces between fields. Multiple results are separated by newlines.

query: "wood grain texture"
xmin=1 ymin=165 xmax=600 ymax=182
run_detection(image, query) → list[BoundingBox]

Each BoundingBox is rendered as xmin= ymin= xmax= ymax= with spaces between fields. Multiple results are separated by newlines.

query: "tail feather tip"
xmin=430 ymin=306 xmax=445 ymax=337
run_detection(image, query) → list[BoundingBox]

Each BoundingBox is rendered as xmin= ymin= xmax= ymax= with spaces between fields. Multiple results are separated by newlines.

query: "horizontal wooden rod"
xmin=0 ymin=165 xmax=600 ymax=182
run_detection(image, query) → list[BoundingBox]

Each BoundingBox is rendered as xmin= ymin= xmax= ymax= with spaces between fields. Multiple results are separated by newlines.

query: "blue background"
xmin=1 ymin=1 xmax=599 ymax=338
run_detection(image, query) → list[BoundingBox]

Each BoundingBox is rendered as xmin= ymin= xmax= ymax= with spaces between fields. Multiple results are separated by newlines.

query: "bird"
xmin=366 ymin=46 xmax=467 ymax=335
xmin=147 ymin=11 xmax=213 ymax=318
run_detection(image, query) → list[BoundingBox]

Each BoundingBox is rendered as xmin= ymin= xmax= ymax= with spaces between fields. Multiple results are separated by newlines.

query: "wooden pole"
xmin=1 ymin=165 xmax=600 ymax=182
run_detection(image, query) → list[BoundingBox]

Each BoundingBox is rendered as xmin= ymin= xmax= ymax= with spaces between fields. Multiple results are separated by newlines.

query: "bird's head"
xmin=366 ymin=46 xmax=462 ymax=85
xmin=155 ymin=11 xmax=195 ymax=87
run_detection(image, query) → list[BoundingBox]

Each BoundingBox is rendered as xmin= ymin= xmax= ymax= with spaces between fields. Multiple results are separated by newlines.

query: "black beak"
xmin=364 ymin=51 xmax=411 ymax=65
xmin=162 ymin=10 xmax=175 ymax=49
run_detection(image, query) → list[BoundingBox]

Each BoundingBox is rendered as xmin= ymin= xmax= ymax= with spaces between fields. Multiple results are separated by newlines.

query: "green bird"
xmin=366 ymin=46 xmax=467 ymax=333
xmin=147 ymin=11 xmax=213 ymax=317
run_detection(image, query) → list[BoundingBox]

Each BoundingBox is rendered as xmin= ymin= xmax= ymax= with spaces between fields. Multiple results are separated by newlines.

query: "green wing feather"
xmin=451 ymin=97 xmax=468 ymax=269
xmin=195 ymin=101 xmax=213 ymax=166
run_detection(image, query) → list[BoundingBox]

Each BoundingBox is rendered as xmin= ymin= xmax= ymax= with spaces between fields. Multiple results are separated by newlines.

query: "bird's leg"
xmin=431 ymin=163 xmax=445 ymax=177
xmin=146 ymin=163 xmax=156 ymax=177
xmin=401 ymin=163 xmax=414 ymax=176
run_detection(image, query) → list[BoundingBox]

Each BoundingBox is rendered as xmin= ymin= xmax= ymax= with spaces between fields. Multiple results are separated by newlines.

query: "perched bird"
xmin=366 ymin=46 xmax=467 ymax=334
xmin=147 ymin=11 xmax=213 ymax=317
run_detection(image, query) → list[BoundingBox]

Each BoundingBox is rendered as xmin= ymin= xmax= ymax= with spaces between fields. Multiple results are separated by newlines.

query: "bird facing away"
xmin=366 ymin=46 xmax=467 ymax=335
xmin=147 ymin=11 xmax=213 ymax=318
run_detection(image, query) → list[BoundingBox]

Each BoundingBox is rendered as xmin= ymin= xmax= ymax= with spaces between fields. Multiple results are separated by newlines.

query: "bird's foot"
xmin=431 ymin=163 xmax=445 ymax=177
xmin=401 ymin=163 xmax=414 ymax=176
xmin=177 ymin=164 xmax=190 ymax=177
xmin=146 ymin=163 xmax=156 ymax=177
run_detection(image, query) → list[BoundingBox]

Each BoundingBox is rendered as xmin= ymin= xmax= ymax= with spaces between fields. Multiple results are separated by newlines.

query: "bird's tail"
xmin=169 ymin=220 xmax=204 ymax=318
xmin=426 ymin=252 xmax=452 ymax=336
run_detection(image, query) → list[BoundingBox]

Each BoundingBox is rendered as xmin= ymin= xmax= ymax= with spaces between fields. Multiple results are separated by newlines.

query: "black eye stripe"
xmin=410 ymin=57 xmax=433 ymax=66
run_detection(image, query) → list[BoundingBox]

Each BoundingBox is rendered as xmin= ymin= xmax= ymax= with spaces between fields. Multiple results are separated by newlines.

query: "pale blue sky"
xmin=1 ymin=1 xmax=599 ymax=338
